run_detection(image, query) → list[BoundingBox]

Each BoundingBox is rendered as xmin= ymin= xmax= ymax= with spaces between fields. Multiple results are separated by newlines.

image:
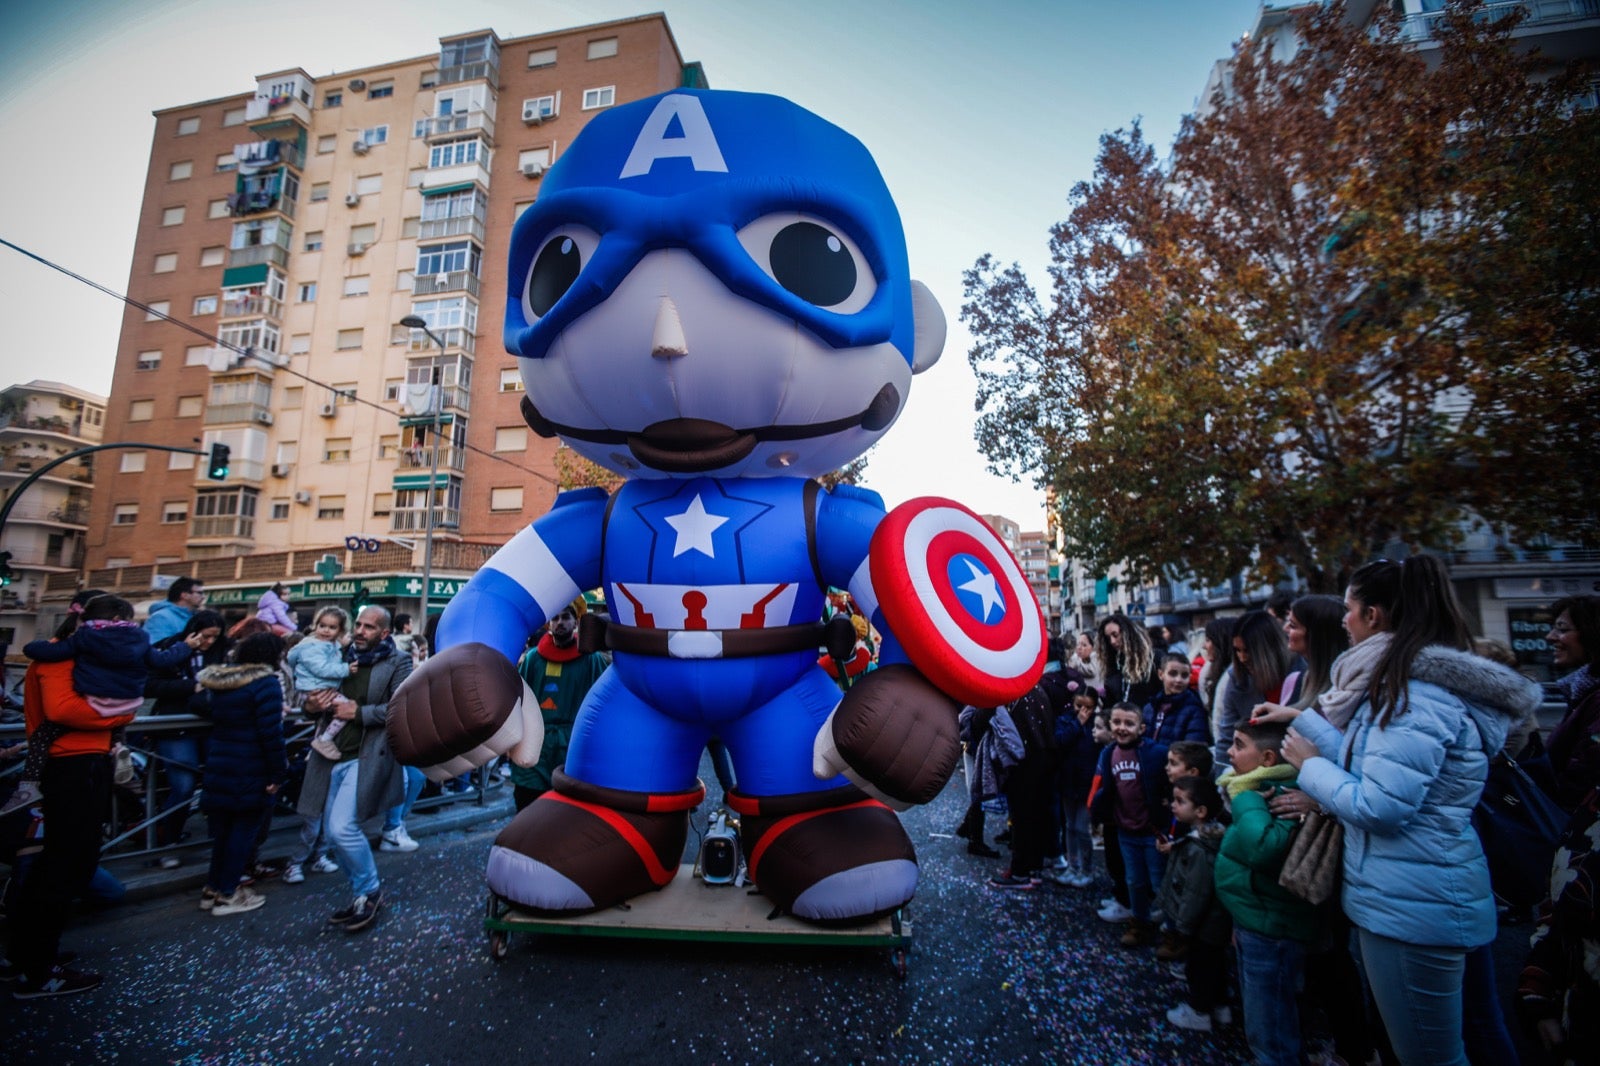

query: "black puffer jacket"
xmin=197 ymin=664 xmax=287 ymax=814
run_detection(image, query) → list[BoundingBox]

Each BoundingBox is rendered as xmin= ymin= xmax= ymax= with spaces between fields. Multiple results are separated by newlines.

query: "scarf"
xmin=1216 ymin=761 xmax=1298 ymax=799
xmin=536 ymin=633 xmax=580 ymax=663
xmin=1315 ymin=632 xmax=1393 ymax=730
xmin=1557 ymin=663 xmax=1597 ymax=708
xmin=344 ymin=635 xmax=397 ymax=668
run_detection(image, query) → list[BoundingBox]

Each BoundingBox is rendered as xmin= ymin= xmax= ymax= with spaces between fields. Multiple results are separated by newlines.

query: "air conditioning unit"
xmin=254 ymin=411 xmax=275 ymax=426
xmin=352 ymin=140 xmax=370 ymax=155
xmin=318 ymin=402 xmax=337 ymax=417
xmin=348 ymin=78 xmax=367 ymax=91
xmin=271 ymin=463 xmax=292 ymax=477
xmin=522 ymin=102 xmax=546 ymax=124
xmin=344 ymin=193 xmax=361 ymax=207
xmin=348 ymin=243 xmax=367 ymax=257
xmin=521 ymin=161 xmax=545 ymax=178
xmin=293 ymin=490 xmax=312 ymax=504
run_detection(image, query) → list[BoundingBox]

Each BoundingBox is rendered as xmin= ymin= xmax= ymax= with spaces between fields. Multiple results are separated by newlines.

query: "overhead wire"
xmin=0 ymin=235 xmax=558 ymax=486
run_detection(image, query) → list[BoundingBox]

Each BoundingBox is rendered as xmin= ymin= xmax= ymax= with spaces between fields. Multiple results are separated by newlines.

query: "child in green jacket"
xmin=1214 ymin=720 xmax=1319 ymax=1066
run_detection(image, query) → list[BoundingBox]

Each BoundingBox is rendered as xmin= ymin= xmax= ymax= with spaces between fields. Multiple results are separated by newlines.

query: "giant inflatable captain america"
xmin=387 ymin=90 xmax=1045 ymax=922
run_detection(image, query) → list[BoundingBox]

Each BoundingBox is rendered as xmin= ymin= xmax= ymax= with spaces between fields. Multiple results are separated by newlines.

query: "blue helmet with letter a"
xmin=503 ymin=89 xmax=946 ymax=480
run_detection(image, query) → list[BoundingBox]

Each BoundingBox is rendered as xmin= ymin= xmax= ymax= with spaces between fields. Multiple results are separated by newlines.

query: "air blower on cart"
xmin=697 ymin=808 xmax=744 ymax=886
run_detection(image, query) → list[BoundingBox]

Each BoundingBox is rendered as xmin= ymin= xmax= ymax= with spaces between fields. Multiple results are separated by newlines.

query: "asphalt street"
xmin=5 ymin=769 xmax=1538 ymax=1065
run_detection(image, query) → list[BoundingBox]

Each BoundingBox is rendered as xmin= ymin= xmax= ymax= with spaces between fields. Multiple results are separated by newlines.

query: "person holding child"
xmin=3 ymin=595 xmax=201 ymax=817
xmin=288 ymin=607 xmax=358 ymax=761
xmin=1277 ymin=556 xmax=1541 ymax=1066
xmin=1088 ymin=701 xmax=1169 ymax=945
xmin=1156 ymin=774 xmax=1233 ymax=1033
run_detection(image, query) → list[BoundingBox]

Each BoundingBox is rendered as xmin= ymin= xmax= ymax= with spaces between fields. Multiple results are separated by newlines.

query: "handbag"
xmin=1278 ymin=723 xmax=1356 ymax=905
xmin=1278 ymin=809 xmax=1344 ymax=905
xmin=1471 ymin=752 xmax=1567 ymax=907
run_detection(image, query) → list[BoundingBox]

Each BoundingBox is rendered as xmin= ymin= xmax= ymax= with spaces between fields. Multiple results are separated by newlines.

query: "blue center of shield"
xmin=947 ymin=552 xmax=1004 ymax=625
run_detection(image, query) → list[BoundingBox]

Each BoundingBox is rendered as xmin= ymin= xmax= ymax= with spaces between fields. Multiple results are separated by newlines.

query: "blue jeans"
xmin=1357 ymin=927 xmax=1467 ymax=1066
xmin=322 ymin=760 xmax=379 ymax=897
xmin=1061 ymin=804 xmax=1093 ymax=872
xmin=1117 ymin=832 xmax=1164 ymax=922
xmin=1235 ymin=928 xmax=1305 ymax=1066
xmin=1461 ymin=942 xmax=1517 ymax=1066
xmin=154 ymin=735 xmax=205 ymax=846
xmin=383 ymin=765 xmax=425 ymax=832
xmin=289 ymin=814 xmax=327 ymax=866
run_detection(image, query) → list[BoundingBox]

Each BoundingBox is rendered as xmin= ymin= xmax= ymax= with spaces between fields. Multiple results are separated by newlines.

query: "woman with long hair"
xmin=142 ymin=609 xmax=229 ymax=866
xmin=1543 ymin=594 xmax=1600 ymax=809
xmin=1199 ymin=617 xmax=1238 ymax=740
xmin=1096 ymin=613 xmax=1157 ymax=709
xmin=1212 ymin=610 xmax=1293 ymax=771
xmin=1280 ymin=556 xmax=1541 ymax=1066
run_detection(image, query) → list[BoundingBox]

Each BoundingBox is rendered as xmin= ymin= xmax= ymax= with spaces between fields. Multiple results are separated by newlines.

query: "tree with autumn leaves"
xmin=964 ymin=2 xmax=1599 ymax=594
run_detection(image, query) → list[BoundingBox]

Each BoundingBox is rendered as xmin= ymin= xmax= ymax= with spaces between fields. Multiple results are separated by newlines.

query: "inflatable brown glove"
xmin=386 ymin=642 xmax=542 ymax=783
xmin=811 ymin=663 xmax=961 ymax=809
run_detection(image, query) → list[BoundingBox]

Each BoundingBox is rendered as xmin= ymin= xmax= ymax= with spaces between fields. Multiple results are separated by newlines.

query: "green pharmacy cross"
xmin=314 ymin=554 xmax=344 ymax=581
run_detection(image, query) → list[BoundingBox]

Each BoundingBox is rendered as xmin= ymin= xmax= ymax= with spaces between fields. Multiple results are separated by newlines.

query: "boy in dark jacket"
xmin=1157 ymin=774 xmax=1232 ymax=1032
xmin=1214 ymin=720 xmax=1317 ymax=1066
xmin=1088 ymin=702 xmax=1169 ymax=944
xmin=1145 ymin=652 xmax=1210 ymax=746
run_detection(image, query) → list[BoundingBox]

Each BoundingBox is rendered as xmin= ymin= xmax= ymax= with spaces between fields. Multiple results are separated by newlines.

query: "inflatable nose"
xmin=651 ymin=295 xmax=687 ymax=359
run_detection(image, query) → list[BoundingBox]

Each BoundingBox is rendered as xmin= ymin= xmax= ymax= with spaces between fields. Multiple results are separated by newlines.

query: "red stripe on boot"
xmin=544 ymin=793 xmax=676 ymax=886
xmin=745 ymin=799 xmax=886 ymax=880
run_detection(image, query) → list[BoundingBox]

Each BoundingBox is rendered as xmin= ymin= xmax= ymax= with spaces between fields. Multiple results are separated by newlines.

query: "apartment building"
xmin=0 ymin=380 xmax=105 ymax=647
xmin=83 ymin=15 xmax=705 ymax=617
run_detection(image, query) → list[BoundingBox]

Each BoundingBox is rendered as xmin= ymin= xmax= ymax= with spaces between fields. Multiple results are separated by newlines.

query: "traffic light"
xmin=206 ymin=442 xmax=231 ymax=480
xmin=0 ymin=551 xmax=11 ymax=587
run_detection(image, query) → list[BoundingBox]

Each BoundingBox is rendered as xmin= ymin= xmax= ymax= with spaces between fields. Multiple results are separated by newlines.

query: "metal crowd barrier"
xmin=0 ymin=711 xmax=504 ymax=865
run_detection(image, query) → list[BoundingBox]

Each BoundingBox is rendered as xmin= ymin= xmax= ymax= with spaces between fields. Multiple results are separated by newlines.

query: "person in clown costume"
xmin=387 ymin=89 xmax=1043 ymax=923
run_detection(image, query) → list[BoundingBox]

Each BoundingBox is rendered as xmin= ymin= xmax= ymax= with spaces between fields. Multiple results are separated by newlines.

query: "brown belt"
xmin=597 ymin=620 xmax=826 ymax=660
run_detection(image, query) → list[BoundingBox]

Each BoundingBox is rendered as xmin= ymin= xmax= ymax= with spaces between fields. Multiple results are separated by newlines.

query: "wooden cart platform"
xmin=484 ymin=864 xmax=911 ymax=976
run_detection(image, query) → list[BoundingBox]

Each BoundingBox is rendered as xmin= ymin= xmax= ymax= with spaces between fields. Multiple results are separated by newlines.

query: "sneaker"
xmin=341 ymin=890 xmax=384 ymax=933
xmin=986 ymin=873 xmax=1037 ymax=890
xmin=1212 ymin=1005 xmax=1233 ymax=1026
xmin=1168 ymin=961 xmax=1188 ymax=979
xmin=211 ymin=887 xmax=265 ymax=916
xmin=380 ymin=826 xmax=419 ymax=853
xmin=330 ymin=888 xmax=383 ymax=926
xmin=157 ymin=855 xmax=181 ymax=870
xmin=1165 ymin=1003 xmax=1213 ymax=1032
xmin=1069 ymin=871 xmax=1095 ymax=888
xmin=1040 ymin=868 xmax=1071 ymax=885
xmin=1155 ymin=931 xmax=1190 ymax=961
xmin=199 ymin=886 xmax=219 ymax=911
xmin=1 ymin=951 xmax=77 ymax=981
xmin=310 ymin=855 xmax=340 ymax=874
xmin=246 ymin=861 xmax=284 ymax=881
xmin=1100 ymin=896 xmax=1116 ymax=908
xmin=496 ymin=763 xmax=513 ymax=780
xmin=282 ymin=863 xmax=305 ymax=885
xmin=12 ymin=966 xmax=102 ymax=1000
xmin=0 ymin=781 xmax=41 ymax=817
xmin=310 ymin=736 xmax=342 ymax=761
xmin=1097 ymin=901 xmax=1134 ymax=923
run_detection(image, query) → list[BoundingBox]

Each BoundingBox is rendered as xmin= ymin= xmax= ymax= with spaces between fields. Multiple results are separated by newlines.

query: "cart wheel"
xmin=892 ymin=946 xmax=908 ymax=980
xmin=489 ymin=929 xmax=509 ymax=962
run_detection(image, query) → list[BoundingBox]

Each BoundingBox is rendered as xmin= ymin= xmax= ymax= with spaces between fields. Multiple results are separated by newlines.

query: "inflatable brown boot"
xmin=727 ymin=783 xmax=917 ymax=924
xmin=487 ymin=769 xmax=704 ymax=915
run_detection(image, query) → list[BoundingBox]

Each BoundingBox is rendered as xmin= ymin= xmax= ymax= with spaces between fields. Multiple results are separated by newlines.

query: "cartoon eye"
xmin=736 ymin=213 xmax=876 ymax=313
xmin=522 ymin=227 xmax=601 ymax=319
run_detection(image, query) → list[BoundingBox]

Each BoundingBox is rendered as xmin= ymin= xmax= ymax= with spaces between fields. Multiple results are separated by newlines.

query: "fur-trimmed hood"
xmin=1410 ymin=645 xmax=1542 ymax=721
xmin=198 ymin=663 xmax=277 ymax=691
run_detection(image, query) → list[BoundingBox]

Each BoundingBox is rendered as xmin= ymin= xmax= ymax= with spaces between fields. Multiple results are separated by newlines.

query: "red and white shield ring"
xmin=871 ymin=498 xmax=1046 ymax=705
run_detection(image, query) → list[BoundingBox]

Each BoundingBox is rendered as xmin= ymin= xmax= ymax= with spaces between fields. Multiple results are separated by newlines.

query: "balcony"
xmin=204 ymin=402 xmax=275 ymax=428
xmin=226 ymin=243 xmax=288 ymax=270
xmin=190 ymin=514 xmax=256 ymax=539
xmin=417 ymin=111 xmax=495 ymax=142
xmin=420 ymin=159 xmax=491 ymax=194
xmin=1399 ymin=1 xmax=1600 ymax=50
xmin=4 ymin=501 xmax=89 ymax=526
xmin=435 ymin=60 xmax=498 ymax=87
xmin=0 ymin=453 xmax=93 ymax=482
xmin=412 ymin=271 xmax=481 ymax=298
xmin=220 ymin=293 xmax=283 ymax=320
xmin=418 ymin=214 xmax=486 ymax=243
xmin=396 ymin=443 xmax=467 ymax=472
xmin=0 ymin=544 xmax=79 ymax=569
xmin=403 ymin=326 xmax=476 ymax=356
xmin=390 ymin=506 xmax=460 ymax=533
xmin=245 ymin=94 xmax=310 ymax=128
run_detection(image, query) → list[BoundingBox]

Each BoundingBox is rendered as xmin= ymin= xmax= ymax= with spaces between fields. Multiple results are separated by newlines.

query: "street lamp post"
xmin=399 ymin=315 xmax=445 ymax=626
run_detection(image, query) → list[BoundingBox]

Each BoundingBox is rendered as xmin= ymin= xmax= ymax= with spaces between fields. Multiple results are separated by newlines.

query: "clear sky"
xmin=0 ymin=0 xmax=1262 ymax=530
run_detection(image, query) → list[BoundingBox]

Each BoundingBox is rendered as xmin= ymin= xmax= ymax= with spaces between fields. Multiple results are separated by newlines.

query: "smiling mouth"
xmin=519 ymin=383 xmax=901 ymax=473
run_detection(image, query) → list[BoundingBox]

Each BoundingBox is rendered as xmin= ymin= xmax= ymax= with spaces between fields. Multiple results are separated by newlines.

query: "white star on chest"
xmin=956 ymin=559 xmax=1005 ymax=623
xmin=665 ymin=493 xmax=730 ymax=558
